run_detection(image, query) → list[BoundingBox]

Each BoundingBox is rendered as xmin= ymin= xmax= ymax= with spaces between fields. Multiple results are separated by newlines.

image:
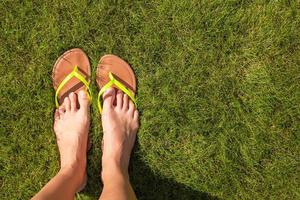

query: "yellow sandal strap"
xmin=97 ymin=72 xmax=136 ymax=113
xmin=55 ymin=66 xmax=91 ymax=107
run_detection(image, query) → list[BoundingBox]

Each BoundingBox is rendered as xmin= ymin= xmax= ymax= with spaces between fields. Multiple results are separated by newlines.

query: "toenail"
xmin=104 ymin=88 xmax=114 ymax=95
xmin=79 ymin=90 xmax=86 ymax=97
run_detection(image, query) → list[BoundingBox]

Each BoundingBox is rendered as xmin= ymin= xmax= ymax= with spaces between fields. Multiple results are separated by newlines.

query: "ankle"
xmin=59 ymin=163 xmax=86 ymax=189
xmin=61 ymin=159 xmax=86 ymax=179
xmin=60 ymin=154 xmax=86 ymax=170
xmin=101 ymin=160 xmax=129 ymax=182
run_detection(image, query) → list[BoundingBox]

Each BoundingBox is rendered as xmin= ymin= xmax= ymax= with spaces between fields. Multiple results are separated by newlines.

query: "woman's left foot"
xmin=53 ymin=90 xmax=90 ymax=189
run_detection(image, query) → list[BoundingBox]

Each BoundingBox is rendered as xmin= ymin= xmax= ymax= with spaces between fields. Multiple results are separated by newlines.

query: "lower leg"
xmin=99 ymin=89 xmax=139 ymax=200
xmin=32 ymin=164 xmax=85 ymax=200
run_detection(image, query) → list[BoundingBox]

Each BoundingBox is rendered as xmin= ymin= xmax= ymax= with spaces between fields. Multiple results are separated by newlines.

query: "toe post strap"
xmin=55 ymin=66 xmax=91 ymax=108
xmin=97 ymin=72 xmax=136 ymax=113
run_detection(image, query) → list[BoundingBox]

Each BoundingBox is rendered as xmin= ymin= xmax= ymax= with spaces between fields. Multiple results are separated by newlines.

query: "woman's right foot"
xmin=101 ymin=88 xmax=139 ymax=179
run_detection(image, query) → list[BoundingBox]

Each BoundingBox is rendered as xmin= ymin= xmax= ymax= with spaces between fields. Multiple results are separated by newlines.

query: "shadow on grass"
xmin=82 ymin=138 xmax=216 ymax=200
xmin=129 ymin=141 xmax=217 ymax=200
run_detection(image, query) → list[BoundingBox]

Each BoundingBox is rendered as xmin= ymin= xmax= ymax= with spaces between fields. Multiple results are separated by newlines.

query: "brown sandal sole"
xmin=96 ymin=54 xmax=136 ymax=95
xmin=52 ymin=48 xmax=91 ymax=105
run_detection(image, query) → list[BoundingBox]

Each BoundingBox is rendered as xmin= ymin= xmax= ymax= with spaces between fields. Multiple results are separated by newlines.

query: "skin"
xmin=32 ymin=88 xmax=139 ymax=200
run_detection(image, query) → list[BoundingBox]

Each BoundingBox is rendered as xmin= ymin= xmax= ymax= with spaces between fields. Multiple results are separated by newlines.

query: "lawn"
xmin=0 ymin=0 xmax=299 ymax=199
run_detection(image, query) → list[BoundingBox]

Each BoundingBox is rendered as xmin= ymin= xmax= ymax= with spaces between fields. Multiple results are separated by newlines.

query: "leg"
xmin=99 ymin=89 xmax=139 ymax=200
xmin=33 ymin=91 xmax=90 ymax=200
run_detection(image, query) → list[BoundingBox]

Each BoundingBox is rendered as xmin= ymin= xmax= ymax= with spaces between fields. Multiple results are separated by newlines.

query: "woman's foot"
xmin=101 ymin=88 xmax=139 ymax=180
xmin=53 ymin=90 xmax=90 ymax=190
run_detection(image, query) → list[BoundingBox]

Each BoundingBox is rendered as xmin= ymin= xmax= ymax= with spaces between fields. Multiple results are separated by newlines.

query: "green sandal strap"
xmin=97 ymin=72 xmax=136 ymax=113
xmin=55 ymin=66 xmax=91 ymax=108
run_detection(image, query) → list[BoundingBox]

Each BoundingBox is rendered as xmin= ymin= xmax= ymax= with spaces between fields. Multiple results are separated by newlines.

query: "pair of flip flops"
xmin=52 ymin=48 xmax=137 ymax=112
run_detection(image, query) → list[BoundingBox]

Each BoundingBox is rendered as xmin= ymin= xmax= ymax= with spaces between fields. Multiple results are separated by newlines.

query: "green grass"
xmin=0 ymin=0 xmax=300 ymax=199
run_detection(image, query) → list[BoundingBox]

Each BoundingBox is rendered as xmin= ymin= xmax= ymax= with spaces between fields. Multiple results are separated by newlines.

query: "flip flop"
xmin=96 ymin=54 xmax=137 ymax=113
xmin=52 ymin=48 xmax=91 ymax=107
xmin=52 ymin=48 xmax=91 ymax=192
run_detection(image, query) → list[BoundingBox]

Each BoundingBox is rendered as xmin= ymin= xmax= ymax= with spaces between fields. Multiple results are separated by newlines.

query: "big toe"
xmin=78 ymin=90 xmax=90 ymax=111
xmin=103 ymin=88 xmax=115 ymax=111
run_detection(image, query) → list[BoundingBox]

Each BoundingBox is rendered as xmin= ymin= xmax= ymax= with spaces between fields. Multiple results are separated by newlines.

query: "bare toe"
xmin=133 ymin=110 xmax=139 ymax=121
xmin=58 ymin=105 xmax=65 ymax=118
xmin=69 ymin=92 xmax=77 ymax=112
xmin=123 ymin=94 xmax=129 ymax=111
xmin=64 ymin=97 xmax=71 ymax=112
xmin=116 ymin=90 xmax=123 ymax=109
xmin=78 ymin=90 xmax=89 ymax=111
xmin=103 ymin=88 xmax=115 ymax=111
xmin=54 ymin=109 xmax=60 ymax=121
xmin=128 ymin=100 xmax=135 ymax=113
